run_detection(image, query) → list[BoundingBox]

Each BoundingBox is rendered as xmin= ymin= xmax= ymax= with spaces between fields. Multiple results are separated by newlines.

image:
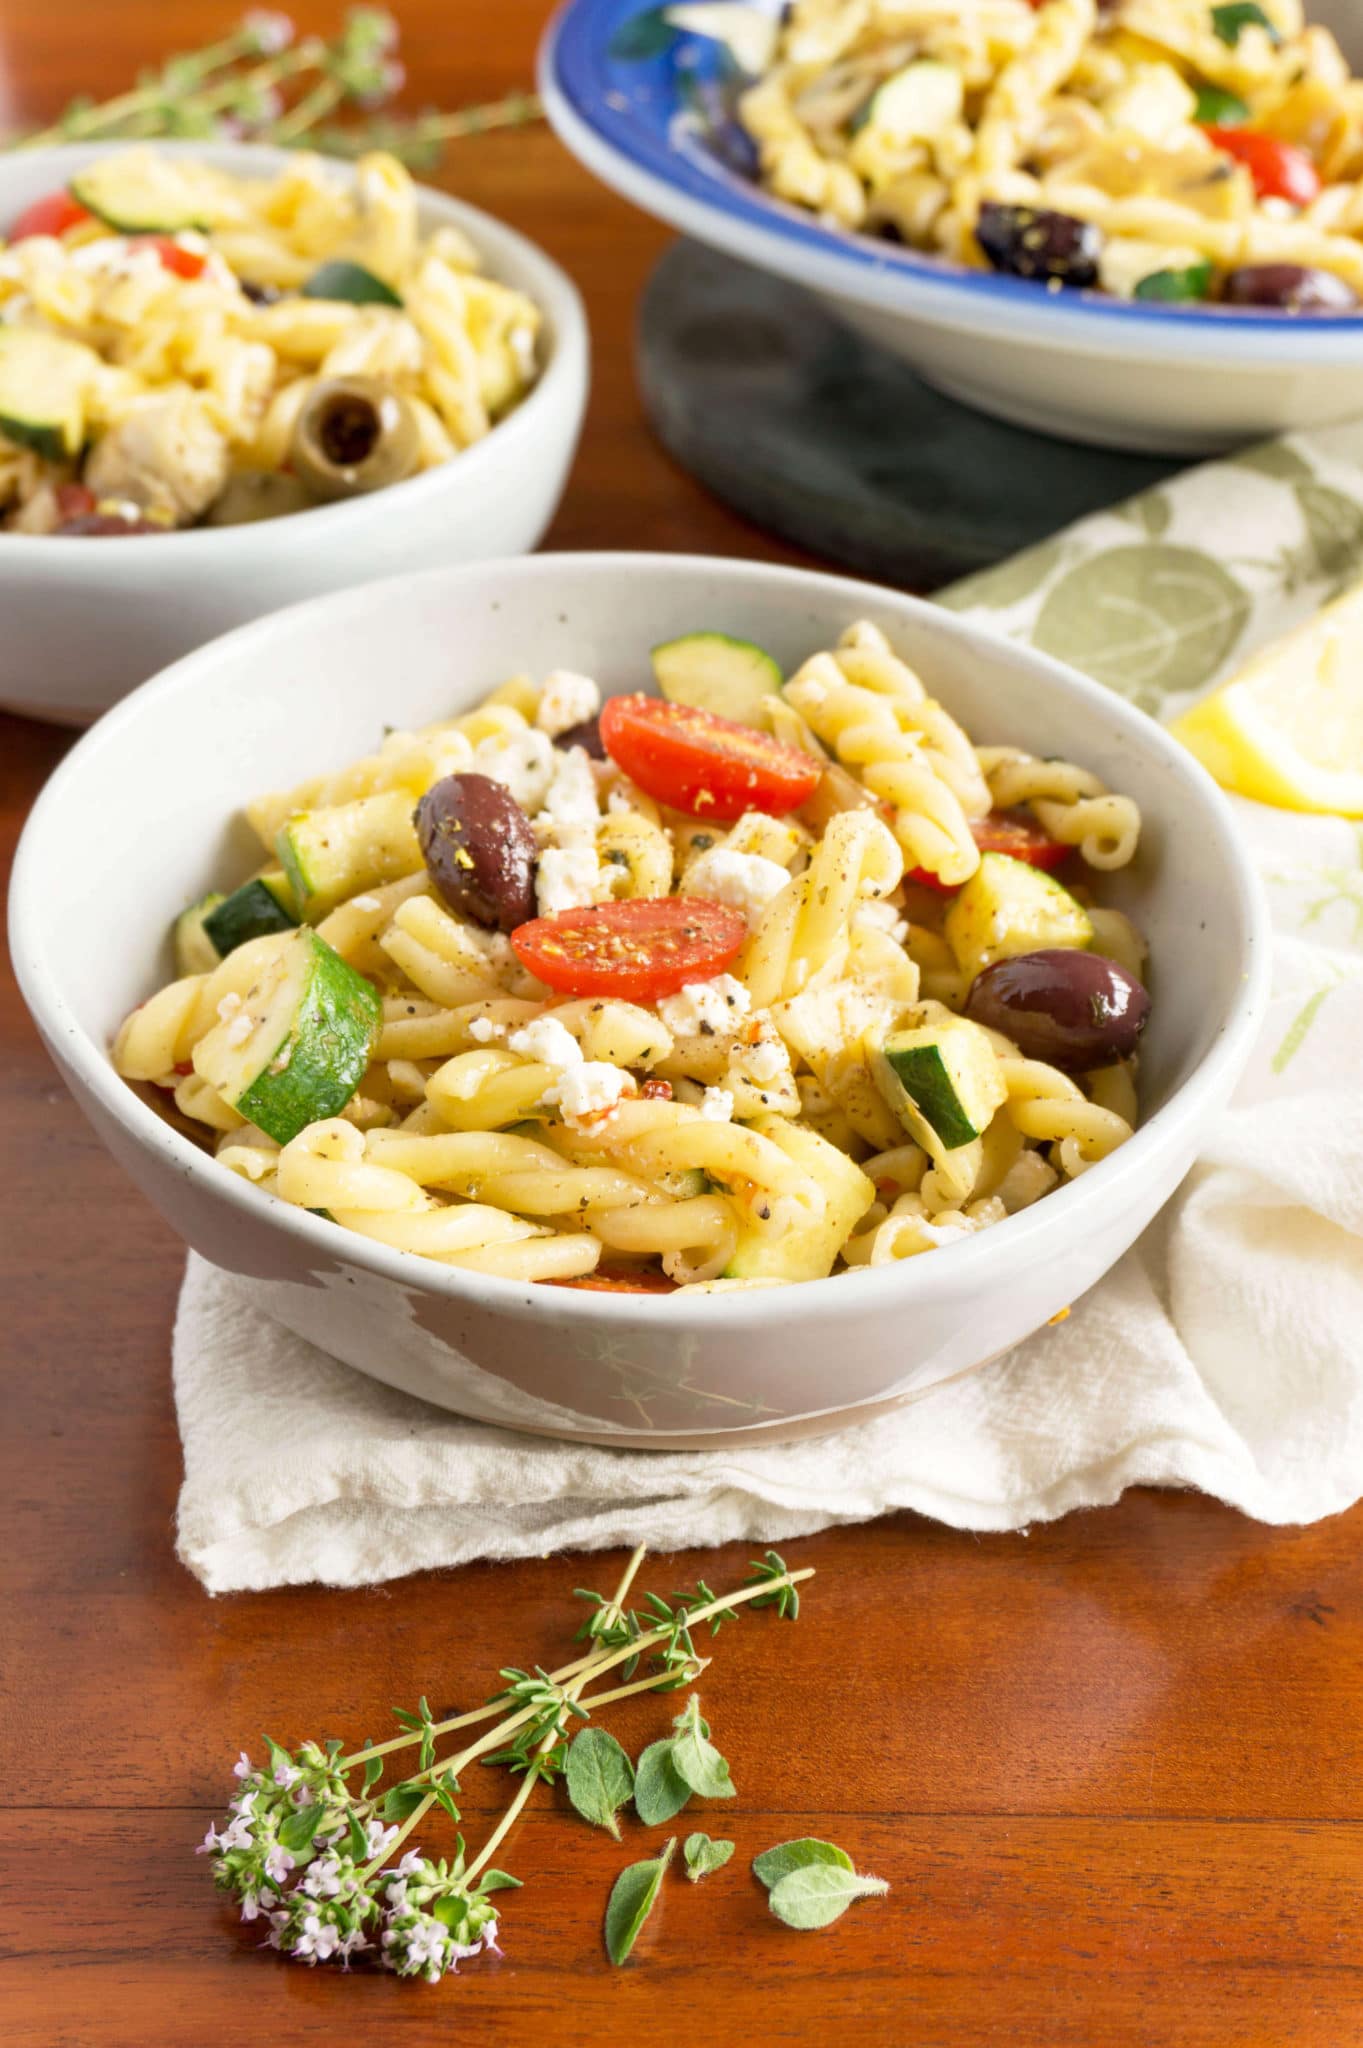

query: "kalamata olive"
xmin=964 ymin=948 xmax=1150 ymax=1071
xmin=415 ymin=772 xmax=538 ymax=932
xmin=205 ymin=472 xmax=314 ymax=526
xmin=976 ymin=202 xmax=1102 ymax=287
xmin=555 ymin=715 xmax=606 ymax=759
xmin=1221 ymin=264 xmax=1358 ymax=312
xmin=289 ymin=376 xmax=422 ymax=502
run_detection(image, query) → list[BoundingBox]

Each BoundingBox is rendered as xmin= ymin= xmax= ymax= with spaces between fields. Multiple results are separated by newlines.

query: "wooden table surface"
xmin=3 ymin=6 xmax=1361 ymax=2044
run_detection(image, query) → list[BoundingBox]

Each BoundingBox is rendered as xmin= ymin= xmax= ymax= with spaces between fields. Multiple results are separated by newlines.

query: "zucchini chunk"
xmin=722 ymin=1119 xmax=874 ymax=1282
xmin=192 ymin=928 xmax=380 ymax=1144
xmin=0 ymin=329 xmax=102 ymax=463
xmin=944 ymin=851 xmax=1093 ymax=984
xmin=68 ymin=153 xmax=227 ymax=233
xmin=300 ymin=259 xmax=403 ymax=307
xmin=174 ymin=893 xmax=226 ymax=978
xmin=874 ymin=1017 xmax=1007 ymax=1154
xmin=858 ymin=60 xmax=962 ymax=141
xmin=276 ymin=790 xmax=424 ymax=920
xmin=652 ymin=632 xmax=783 ymax=728
xmin=203 ymin=873 xmax=299 ymax=956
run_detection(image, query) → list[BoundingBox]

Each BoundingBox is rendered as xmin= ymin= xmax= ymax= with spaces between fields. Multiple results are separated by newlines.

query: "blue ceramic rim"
xmin=542 ymin=0 xmax=1363 ymax=347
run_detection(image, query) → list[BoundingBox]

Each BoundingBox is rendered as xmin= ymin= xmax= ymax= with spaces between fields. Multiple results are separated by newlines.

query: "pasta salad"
xmin=737 ymin=0 xmax=1363 ymax=310
xmin=114 ymin=622 xmax=1151 ymax=1292
xmin=0 ymin=148 xmax=541 ymax=535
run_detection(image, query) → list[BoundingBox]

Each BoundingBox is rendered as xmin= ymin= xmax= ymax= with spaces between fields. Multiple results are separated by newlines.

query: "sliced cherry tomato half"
xmin=54 ymin=482 xmax=97 ymax=523
xmin=510 ymin=896 xmax=746 ymax=1000
xmin=1200 ymin=126 xmax=1321 ymax=205
xmin=904 ymin=809 xmax=1069 ymax=894
xmin=599 ymin=694 xmax=822 ymax=821
xmin=9 ymin=190 xmax=93 ymax=242
xmin=134 ymin=235 xmax=209 ymax=279
xmin=550 ymin=1267 xmax=679 ymax=1294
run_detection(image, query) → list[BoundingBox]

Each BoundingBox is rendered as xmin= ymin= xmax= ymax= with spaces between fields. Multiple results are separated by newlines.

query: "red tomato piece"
xmin=9 ymin=190 xmax=93 ymax=242
xmin=510 ymin=897 xmax=746 ymax=1000
xmin=904 ymin=810 xmax=1069 ymax=894
xmin=135 ymin=236 xmax=208 ymax=279
xmin=599 ymin=694 xmax=822 ymax=821
xmin=1201 ymin=126 xmax=1321 ymax=205
xmin=550 ymin=1268 xmax=679 ymax=1294
xmin=54 ymin=482 xmax=96 ymax=522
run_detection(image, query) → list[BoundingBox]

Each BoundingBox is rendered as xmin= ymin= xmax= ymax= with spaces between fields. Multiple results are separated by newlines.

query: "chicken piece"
xmin=84 ymin=392 xmax=230 ymax=526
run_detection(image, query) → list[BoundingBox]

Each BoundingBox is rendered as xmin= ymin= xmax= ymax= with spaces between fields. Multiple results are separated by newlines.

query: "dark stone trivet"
xmin=637 ymin=239 xmax=1186 ymax=589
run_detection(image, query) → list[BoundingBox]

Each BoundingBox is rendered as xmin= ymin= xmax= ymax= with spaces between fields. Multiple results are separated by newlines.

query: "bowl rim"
xmin=539 ymin=0 xmax=1363 ymax=360
xmin=0 ymin=138 xmax=589 ymax=553
xmin=10 ymin=549 xmax=1272 ymax=1332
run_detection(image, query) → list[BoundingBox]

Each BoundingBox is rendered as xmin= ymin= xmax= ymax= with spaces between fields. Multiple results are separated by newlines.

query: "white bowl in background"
xmin=0 ymin=142 xmax=589 ymax=724
xmin=10 ymin=552 xmax=1269 ymax=1448
xmin=539 ymin=0 xmax=1363 ymax=455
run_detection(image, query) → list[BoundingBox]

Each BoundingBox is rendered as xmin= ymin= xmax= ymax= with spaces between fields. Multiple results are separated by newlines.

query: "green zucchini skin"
xmin=233 ymin=941 xmax=380 ymax=1143
xmin=202 ymin=876 xmax=299 ymax=956
xmin=301 ymin=260 xmax=403 ymax=308
xmin=882 ymin=1041 xmax=980 ymax=1149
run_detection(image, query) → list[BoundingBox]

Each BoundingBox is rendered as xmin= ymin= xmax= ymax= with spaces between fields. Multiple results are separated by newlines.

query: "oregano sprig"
xmin=198 ymin=1545 xmax=812 ymax=1983
xmin=10 ymin=10 xmax=544 ymax=169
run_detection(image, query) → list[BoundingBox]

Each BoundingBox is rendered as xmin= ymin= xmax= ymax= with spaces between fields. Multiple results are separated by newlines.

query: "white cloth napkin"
xmin=174 ymin=425 xmax=1363 ymax=1594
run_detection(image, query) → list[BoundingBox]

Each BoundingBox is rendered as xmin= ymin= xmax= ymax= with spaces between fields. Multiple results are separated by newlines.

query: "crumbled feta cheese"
xmin=507 ymin=1015 xmax=583 ymax=1069
xmin=853 ymin=899 xmax=909 ymax=943
xmin=467 ymin=1016 xmax=504 ymax=1044
xmin=216 ymin=992 xmax=243 ymax=1023
xmin=225 ymin=1011 xmax=254 ymax=1048
xmin=534 ymin=745 xmax=601 ymax=849
xmin=743 ymin=1033 xmax=787 ymax=1084
xmin=657 ymin=974 xmax=752 ymax=1039
xmin=683 ymin=847 xmax=791 ymax=928
xmin=699 ymin=1086 xmax=734 ymax=1122
xmin=509 ymin=324 xmax=538 ymax=380
xmin=473 ymin=727 xmax=555 ymax=813
xmin=535 ymin=844 xmax=602 ymax=917
xmin=535 ymin=670 xmax=600 ymax=738
xmin=547 ymin=1060 xmax=632 ymax=1128
xmin=350 ymin=894 xmax=382 ymax=913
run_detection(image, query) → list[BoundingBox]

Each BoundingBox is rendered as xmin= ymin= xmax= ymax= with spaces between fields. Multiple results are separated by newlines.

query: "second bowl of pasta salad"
xmin=541 ymin=0 xmax=1363 ymax=450
xmin=0 ymin=142 xmax=587 ymax=722
xmin=11 ymin=552 xmax=1268 ymax=1445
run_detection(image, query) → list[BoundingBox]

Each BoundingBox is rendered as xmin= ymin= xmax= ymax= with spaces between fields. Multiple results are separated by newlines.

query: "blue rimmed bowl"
xmin=539 ymin=0 xmax=1363 ymax=453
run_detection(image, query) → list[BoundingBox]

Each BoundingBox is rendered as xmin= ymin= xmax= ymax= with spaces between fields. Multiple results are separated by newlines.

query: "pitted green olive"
xmin=289 ymin=377 xmax=422 ymax=502
xmin=205 ymin=471 xmax=314 ymax=526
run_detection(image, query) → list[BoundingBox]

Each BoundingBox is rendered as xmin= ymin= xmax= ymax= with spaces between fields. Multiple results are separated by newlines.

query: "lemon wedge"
xmin=1170 ymin=580 xmax=1363 ymax=815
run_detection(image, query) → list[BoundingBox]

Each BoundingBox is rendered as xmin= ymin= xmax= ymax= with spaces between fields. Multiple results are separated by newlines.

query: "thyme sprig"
xmin=199 ymin=1546 xmax=811 ymax=1982
xmin=11 ymin=10 xmax=543 ymax=169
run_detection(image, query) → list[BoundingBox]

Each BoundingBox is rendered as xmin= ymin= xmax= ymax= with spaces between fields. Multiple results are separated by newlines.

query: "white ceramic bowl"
xmin=10 ymin=552 xmax=1269 ymax=1448
xmin=0 ymin=142 xmax=588 ymax=724
xmin=539 ymin=0 xmax=1363 ymax=455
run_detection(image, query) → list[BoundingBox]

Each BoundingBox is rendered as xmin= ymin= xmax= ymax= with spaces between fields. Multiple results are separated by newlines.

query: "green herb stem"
xmin=335 ymin=1565 xmax=811 ymax=1776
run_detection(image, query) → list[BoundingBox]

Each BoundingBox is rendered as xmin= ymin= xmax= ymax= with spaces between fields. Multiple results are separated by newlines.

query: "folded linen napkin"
xmin=174 ymin=426 xmax=1363 ymax=1594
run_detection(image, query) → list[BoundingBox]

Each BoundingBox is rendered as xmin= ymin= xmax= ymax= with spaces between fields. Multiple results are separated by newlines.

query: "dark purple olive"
xmin=554 ymin=714 xmax=606 ymax=760
xmin=976 ymin=203 xmax=1101 ymax=288
xmin=55 ymin=510 xmax=163 ymax=537
xmin=1221 ymin=264 xmax=1358 ymax=312
xmin=414 ymin=772 xmax=538 ymax=932
xmin=964 ymin=949 xmax=1149 ymax=1071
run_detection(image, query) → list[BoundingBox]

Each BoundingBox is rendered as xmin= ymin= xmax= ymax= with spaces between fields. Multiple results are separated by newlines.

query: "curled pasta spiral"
xmin=741 ymin=808 xmax=904 ymax=1007
xmin=784 ymin=629 xmax=987 ymax=887
xmin=974 ymin=746 xmax=1140 ymax=869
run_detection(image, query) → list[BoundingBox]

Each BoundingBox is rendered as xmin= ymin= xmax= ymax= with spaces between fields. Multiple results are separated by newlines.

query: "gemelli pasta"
xmin=738 ymin=0 xmax=1363 ymax=310
xmin=0 ymin=147 xmax=541 ymax=534
xmin=113 ymin=621 xmax=1152 ymax=1291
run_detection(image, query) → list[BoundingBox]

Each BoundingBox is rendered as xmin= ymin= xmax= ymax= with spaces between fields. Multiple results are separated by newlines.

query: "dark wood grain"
xmin=2 ymin=5 xmax=1361 ymax=2044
